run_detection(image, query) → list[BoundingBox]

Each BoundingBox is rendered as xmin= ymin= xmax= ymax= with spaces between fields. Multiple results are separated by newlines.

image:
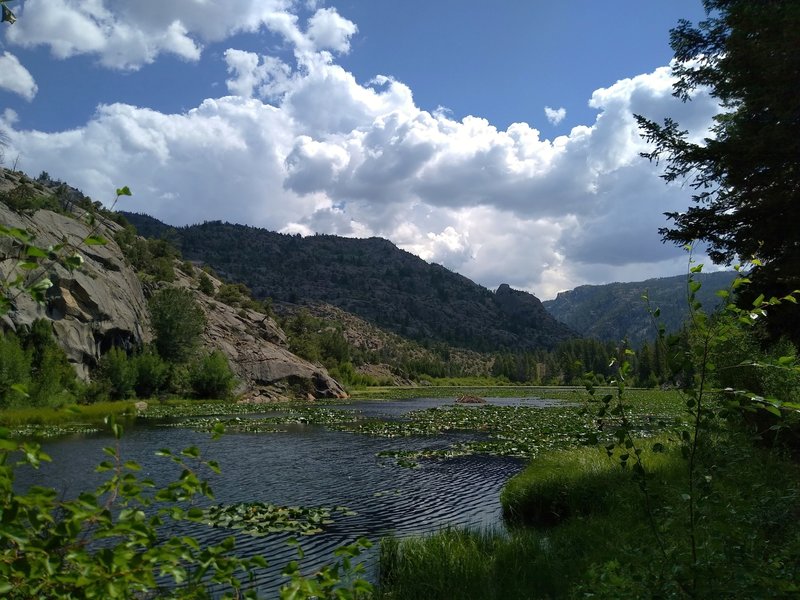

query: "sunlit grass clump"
xmin=0 ymin=400 xmax=136 ymax=427
xmin=500 ymin=437 xmax=679 ymax=526
xmin=378 ymin=430 xmax=800 ymax=599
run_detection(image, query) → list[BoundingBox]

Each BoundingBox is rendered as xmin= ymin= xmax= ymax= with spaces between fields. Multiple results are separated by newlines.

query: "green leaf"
xmin=64 ymin=254 xmax=84 ymax=270
xmin=25 ymin=245 xmax=48 ymax=258
xmin=11 ymin=383 xmax=29 ymax=398
xmin=116 ymin=186 xmax=132 ymax=197
xmin=181 ymin=446 xmax=200 ymax=458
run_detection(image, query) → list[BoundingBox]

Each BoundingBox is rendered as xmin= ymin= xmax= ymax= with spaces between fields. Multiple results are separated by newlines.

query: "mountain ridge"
xmin=543 ymin=271 xmax=739 ymax=345
xmin=120 ymin=212 xmax=577 ymax=352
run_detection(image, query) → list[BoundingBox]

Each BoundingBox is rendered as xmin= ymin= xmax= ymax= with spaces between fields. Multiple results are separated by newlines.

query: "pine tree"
xmin=637 ymin=0 xmax=800 ymax=342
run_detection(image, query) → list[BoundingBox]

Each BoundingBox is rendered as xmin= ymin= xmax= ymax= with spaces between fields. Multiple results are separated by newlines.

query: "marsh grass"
xmin=378 ymin=430 xmax=800 ymax=599
xmin=500 ymin=437 xmax=681 ymax=527
xmin=0 ymin=400 xmax=136 ymax=427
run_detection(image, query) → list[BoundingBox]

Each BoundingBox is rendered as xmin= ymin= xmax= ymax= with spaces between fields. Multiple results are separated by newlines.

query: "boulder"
xmin=190 ymin=287 xmax=347 ymax=400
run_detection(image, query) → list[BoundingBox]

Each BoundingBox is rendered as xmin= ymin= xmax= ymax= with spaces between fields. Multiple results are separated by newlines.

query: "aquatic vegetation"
xmin=138 ymin=399 xmax=344 ymax=420
xmin=204 ymin=502 xmax=356 ymax=536
xmin=8 ymin=423 xmax=103 ymax=439
xmin=350 ymin=386 xmax=571 ymax=400
xmin=155 ymin=406 xmax=362 ymax=432
xmin=148 ymin=391 xmax=687 ymax=468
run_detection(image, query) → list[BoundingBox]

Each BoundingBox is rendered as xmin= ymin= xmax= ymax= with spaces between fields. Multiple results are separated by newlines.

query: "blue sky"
xmin=0 ymin=1 xmax=716 ymax=299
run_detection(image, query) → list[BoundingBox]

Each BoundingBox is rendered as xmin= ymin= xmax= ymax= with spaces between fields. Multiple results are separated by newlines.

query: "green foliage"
xmin=149 ymin=287 xmax=206 ymax=364
xmin=281 ymin=538 xmax=373 ymax=600
xmin=636 ymin=0 xmax=800 ymax=343
xmin=380 ymin=429 xmax=800 ymax=599
xmin=204 ymin=502 xmax=354 ymax=537
xmin=130 ymin=348 xmax=170 ymax=398
xmin=0 ymin=323 xmax=77 ymax=409
xmin=188 ymin=351 xmax=235 ymax=399
xmin=575 ymin=261 xmax=800 ymax=596
xmin=0 ymin=182 xmax=60 ymax=214
xmin=0 ymin=423 xmax=269 ymax=598
xmin=216 ymin=283 xmax=246 ymax=307
xmin=113 ymin=226 xmax=180 ymax=283
xmin=99 ymin=347 xmax=135 ymax=400
xmin=283 ymin=311 xmax=356 ymax=379
xmin=198 ymin=271 xmax=214 ymax=295
xmin=0 ymin=332 xmax=31 ymax=409
xmin=26 ymin=343 xmax=75 ymax=408
xmin=500 ymin=442 xmax=676 ymax=527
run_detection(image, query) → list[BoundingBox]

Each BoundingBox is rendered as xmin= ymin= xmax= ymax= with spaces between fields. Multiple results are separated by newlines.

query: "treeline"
xmin=278 ymin=308 xmax=679 ymax=388
xmin=491 ymin=338 xmax=671 ymax=387
xmin=281 ymin=305 xmax=799 ymax=397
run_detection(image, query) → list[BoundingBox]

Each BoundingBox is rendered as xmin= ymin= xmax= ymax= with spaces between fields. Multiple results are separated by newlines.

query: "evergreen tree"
xmin=637 ymin=0 xmax=800 ymax=342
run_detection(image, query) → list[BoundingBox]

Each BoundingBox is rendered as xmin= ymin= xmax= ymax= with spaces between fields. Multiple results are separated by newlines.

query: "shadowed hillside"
xmin=543 ymin=271 xmax=739 ymax=346
xmin=121 ymin=213 xmax=577 ymax=352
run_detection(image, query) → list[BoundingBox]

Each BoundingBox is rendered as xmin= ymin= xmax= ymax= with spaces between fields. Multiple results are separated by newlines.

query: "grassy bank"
xmin=0 ymin=400 xmax=137 ymax=427
xmin=378 ymin=429 xmax=800 ymax=599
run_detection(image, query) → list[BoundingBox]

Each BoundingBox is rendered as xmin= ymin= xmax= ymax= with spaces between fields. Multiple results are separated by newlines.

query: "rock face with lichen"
xmin=1 ymin=201 xmax=151 ymax=379
xmin=0 ymin=173 xmax=346 ymax=399
xmin=172 ymin=271 xmax=346 ymax=400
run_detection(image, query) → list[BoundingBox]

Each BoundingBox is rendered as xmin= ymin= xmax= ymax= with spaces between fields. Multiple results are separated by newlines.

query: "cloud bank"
xmin=0 ymin=2 xmax=719 ymax=299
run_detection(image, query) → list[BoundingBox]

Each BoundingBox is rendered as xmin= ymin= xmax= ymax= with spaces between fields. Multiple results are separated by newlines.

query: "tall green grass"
xmin=378 ymin=431 xmax=800 ymax=599
xmin=0 ymin=400 xmax=136 ymax=426
xmin=500 ymin=437 xmax=681 ymax=527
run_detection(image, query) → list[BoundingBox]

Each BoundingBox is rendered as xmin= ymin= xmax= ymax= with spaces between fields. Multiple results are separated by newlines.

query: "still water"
xmin=19 ymin=397 xmax=551 ymax=595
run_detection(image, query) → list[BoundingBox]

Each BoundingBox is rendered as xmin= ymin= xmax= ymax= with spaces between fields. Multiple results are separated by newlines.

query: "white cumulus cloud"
xmin=0 ymin=52 xmax=38 ymax=100
xmin=0 ymin=5 xmax=719 ymax=299
xmin=5 ymin=1 xmax=356 ymax=70
xmin=544 ymin=106 xmax=566 ymax=125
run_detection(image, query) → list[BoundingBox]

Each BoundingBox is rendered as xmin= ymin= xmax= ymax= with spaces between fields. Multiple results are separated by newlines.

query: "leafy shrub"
xmin=149 ymin=288 xmax=205 ymax=364
xmin=130 ymin=348 xmax=169 ymax=398
xmin=98 ymin=347 xmax=134 ymax=400
xmin=21 ymin=321 xmax=77 ymax=408
xmin=216 ymin=283 xmax=245 ymax=307
xmin=149 ymin=256 xmax=175 ymax=282
xmin=198 ymin=272 xmax=214 ymax=295
xmin=188 ymin=351 xmax=235 ymax=399
xmin=0 ymin=332 xmax=31 ymax=409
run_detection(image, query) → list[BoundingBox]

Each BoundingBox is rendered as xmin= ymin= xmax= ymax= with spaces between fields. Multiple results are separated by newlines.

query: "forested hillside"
xmin=121 ymin=213 xmax=576 ymax=352
xmin=543 ymin=271 xmax=738 ymax=346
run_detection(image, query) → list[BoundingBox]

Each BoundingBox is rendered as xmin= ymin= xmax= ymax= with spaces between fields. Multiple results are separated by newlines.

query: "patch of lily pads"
xmin=138 ymin=400 xmax=343 ymax=420
xmin=203 ymin=502 xmax=356 ymax=536
xmin=144 ymin=389 xmax=688 ymax=469
xmin=157 ymin=407 xmax=362 ymax=433
xmin=10 ymin=423 xmax=103 ymax=439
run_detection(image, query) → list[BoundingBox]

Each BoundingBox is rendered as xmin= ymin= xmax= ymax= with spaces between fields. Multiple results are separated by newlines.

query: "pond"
xmin=16 ymin=396 xmax=560 ymax=596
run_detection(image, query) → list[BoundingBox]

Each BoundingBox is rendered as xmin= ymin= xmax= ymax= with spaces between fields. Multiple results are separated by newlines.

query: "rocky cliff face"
xmin=1 ymin=202 xmax=151 ymax=379
xmin=1 ymin=180 xmax=346 ymax=399
xmin=170 ymin=272 xmax=346 ymax=400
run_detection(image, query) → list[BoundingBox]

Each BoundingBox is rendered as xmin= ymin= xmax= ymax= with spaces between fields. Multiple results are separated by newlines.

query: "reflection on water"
xmin=16 ymin=398 xmax=536 ymax=595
